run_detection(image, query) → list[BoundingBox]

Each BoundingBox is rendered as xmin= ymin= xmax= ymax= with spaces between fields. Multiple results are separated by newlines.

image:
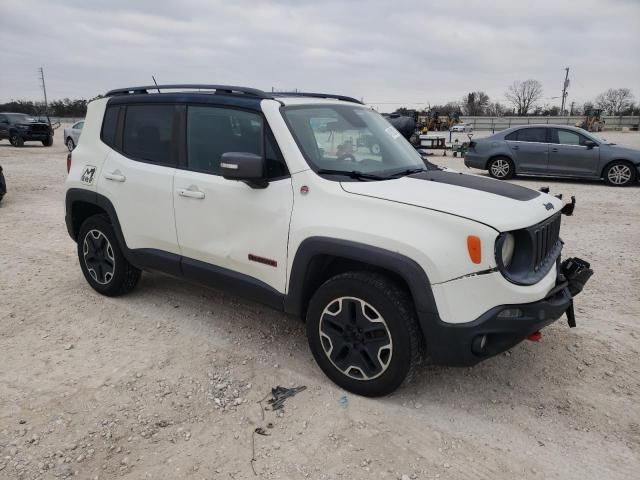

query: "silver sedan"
xmin=464 ymin=124 xmax=640 ymax=186
xmin=63 ymin=120 xmax=84 ymax=151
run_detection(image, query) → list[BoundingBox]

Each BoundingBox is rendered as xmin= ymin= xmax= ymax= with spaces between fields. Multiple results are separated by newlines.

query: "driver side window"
xmin=554 ymin=129 xmax=590 ymax=146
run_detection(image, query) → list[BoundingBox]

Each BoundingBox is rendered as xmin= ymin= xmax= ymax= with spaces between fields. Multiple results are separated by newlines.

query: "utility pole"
xmin=38 ymin=67 xmax=49 ymax=112
xmin=560 ymin=67 xmax=570 ymax=115
xmin=37 ymin=66 xmax=54 ymax=126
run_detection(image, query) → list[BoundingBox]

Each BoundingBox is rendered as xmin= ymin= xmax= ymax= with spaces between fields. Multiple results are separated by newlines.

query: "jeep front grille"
xmin=531 ymin=213 xmax=562 ymax=271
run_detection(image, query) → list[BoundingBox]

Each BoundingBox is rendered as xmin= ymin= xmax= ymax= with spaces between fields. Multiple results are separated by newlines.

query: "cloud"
xmin=0 ymin=0 xmax=638 ymax=111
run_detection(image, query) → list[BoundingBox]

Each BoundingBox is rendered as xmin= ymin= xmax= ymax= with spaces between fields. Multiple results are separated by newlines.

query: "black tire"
xmin=488 ymin=156 xmax=514 ymax=180
xmin=306 ymin=272 xmax=423 ymax=397
xmin=0 ymin=166 xmax=5 ymax=203
xmin=66 ymin=137 xmax=75 ymax=151
xmin=9 ymin=132 xmax=24 ymax=147
xmin=42 ymin=135 xmax=53 ymax=147
xmin=77 ymin=215 xmax=141 ymax=296
xmin=603 ymin=161 xmax=636 ymax=187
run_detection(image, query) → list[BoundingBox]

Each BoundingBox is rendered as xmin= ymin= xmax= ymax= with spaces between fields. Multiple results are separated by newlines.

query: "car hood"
xmin=601 ymin=144 xmax=640 ymax=162
xmin=340 ymin=169 xmax=563 ymax=231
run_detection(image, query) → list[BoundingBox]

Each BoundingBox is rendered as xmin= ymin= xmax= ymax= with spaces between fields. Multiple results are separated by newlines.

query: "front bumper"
xmin=422 ymin=257 xmax=593 ymax=366
xmin=22 ymin=131 xmax=52 ymax=140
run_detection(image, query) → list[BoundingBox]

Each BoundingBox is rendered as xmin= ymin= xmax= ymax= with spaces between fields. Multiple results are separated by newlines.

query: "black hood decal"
xmin=409 ymin=170 xmax=540 ymax=201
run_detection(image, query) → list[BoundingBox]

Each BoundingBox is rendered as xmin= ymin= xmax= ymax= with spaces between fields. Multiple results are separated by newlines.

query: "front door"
xmin=547 ymin=128 xmax=599 ymax=177
xmin=173 ymin=104 xmax=293 ymax=293
xmin=506 ymin=127 xmax=549 ymax=174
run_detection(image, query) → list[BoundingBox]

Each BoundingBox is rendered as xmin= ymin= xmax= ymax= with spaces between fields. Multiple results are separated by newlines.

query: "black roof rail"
xmin=272 ymin=92 xmax=363 ymax=104
xmin=105 ymin=84 xmax=271 ymax=98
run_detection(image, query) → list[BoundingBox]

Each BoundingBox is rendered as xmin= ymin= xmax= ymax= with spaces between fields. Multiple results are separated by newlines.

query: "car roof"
xmin=104 ymin=84 xmax=364 ymax=108
xmin=501 ymin=124 xmax=588 ymax=134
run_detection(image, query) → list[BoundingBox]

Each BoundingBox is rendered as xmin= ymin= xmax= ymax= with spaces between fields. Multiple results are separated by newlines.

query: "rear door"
xmin=506 ymin=127 xmax=549 ymax=174
xmin=547 ymin=128 xmax=599 ymax=177
xmin=98 ymin=103 xmax=180 ymax=257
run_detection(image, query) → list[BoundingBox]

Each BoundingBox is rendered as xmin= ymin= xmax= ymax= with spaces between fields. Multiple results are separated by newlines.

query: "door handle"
xmin=551 ymin=148 xmax=558 ymax=152
xmin=104 ymin=171 xmax=126 ymax=182
xmin=178 ymin=187 xmax=205 ymax=199
xmin=512 ymin=145 xmax=519 ymax=150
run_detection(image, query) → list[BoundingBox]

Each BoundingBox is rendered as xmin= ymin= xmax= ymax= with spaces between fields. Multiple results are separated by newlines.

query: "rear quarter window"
xmin=101 ymin=106 xmax=120 ymax=148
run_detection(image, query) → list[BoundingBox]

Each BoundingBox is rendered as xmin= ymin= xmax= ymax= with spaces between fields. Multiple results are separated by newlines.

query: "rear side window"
xmin=101 ymin=106 xmax=120 ymax=148
xmin=186 ymin=106 xmax=263 ymax=175
xmin=515 ymin=128 xmax=546 ymax=143
xmin=123 ymin=105 xmax=177 ymax=165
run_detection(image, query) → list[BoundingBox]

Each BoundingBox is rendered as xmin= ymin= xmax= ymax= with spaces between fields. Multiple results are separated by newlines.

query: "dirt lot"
xmin=0 ymin=129 xmax=639 ymax=480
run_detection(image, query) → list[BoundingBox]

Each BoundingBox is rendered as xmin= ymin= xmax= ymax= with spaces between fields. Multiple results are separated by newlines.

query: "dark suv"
xmin=0 ymin=113 xmax=54 ymax=147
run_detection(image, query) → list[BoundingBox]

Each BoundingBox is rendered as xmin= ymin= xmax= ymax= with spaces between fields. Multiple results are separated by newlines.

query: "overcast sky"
xmin=1 ymin=0 xmax=638 ymax=112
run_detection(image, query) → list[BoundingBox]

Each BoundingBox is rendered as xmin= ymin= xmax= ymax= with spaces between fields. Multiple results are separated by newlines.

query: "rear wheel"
xmin=604 ymin=161 xmax=636 ymax=186
xmin=77 ymin=215 xmax=141 ymax=296
xmin=488 ymin=156 xmax=514 ymax=180
xmin=306 ymin=272 xmax=422 ymax=397
xmin=9 ymin=133 xmax=23 ymax=147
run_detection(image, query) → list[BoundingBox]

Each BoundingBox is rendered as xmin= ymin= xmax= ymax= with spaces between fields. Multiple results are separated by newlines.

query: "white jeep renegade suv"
xmin=64 ymin=84 xmax=592 ymax=396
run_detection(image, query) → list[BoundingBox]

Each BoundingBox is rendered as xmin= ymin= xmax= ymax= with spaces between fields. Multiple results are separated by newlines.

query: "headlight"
xmin=499 ymin=233 xmax=515 ymax=267
xmin=18 ymin=124 xmax=30 ymax=130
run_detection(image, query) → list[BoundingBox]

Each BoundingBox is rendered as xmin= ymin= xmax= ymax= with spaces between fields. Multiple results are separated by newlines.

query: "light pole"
xmin=560 ymin=67 xmax=570 ymax=115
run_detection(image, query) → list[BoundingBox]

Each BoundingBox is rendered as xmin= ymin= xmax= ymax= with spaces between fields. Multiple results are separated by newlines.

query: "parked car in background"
xmin=451 ymin=123 xmax=473 ymax=132
xmin=464 ymin=124 xmax=640 ymax=186
xmin=64 ymin=120 xmax=84 ymax=151
xmin=0 ymin=112 xmax=54 ymax=147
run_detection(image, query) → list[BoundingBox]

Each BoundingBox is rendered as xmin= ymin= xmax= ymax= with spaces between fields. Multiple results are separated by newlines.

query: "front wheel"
xmin=9 ymin=133 xmax=24 ymax=147
xmin=306 ymin=272 xmax=423 ymax=397
xmin=604 ymin=161 xmax=636 ymax=186
xmin=77 ymin=215 xmax=141 ymax=296
xmin=66 ymin=137 xmax=75 ymax=151
xmin=488 ymin=156 xmax=514 ymax=180
xmin=42 ymin=135 xmax=53 ymax=147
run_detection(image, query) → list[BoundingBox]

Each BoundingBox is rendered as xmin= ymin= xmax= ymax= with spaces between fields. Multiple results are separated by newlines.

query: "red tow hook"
xmin=527 ymin=331 xmax=543 ymax=342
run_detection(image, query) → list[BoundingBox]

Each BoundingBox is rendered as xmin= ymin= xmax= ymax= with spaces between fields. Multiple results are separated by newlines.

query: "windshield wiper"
xmin=387 ymin=167 xmax=427 ymax=178
xmin=316 ymin=169 xmax=388 ymax=181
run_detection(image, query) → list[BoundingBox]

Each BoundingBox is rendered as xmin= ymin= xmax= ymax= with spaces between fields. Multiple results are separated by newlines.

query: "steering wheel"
xmin=336 ymin=153 xmax=358 ymax=162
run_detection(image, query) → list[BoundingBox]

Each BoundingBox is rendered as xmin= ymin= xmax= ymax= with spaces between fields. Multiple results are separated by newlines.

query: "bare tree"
xmin=505 ymin=79 xmax=543 ymax=115
xmin=595 ymin=88 xmax=635 ymax=115
xmin=462 ymin=91 xmax=489 ymax=116
xmin=486 ymin=101 xmax=507 ymax=116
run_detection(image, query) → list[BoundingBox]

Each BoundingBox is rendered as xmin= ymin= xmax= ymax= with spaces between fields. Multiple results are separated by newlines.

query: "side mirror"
xmin=220 ymin=152 xmax=267 ymax=188
xmin=584 ymin=140 xmax=597 ymax=149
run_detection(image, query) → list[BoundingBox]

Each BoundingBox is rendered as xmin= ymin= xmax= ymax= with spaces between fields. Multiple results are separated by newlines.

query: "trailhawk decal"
xmin=81 ymin=166 xmax=97 ymax=185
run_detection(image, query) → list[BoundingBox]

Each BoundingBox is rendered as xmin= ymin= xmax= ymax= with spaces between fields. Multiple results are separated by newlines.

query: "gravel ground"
xmin=0 ymin=128 xmax=638 ymax=480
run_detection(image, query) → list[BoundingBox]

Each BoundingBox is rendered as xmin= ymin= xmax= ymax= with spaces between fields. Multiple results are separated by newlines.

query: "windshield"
xmin=6 ymin=113 xmax=35 ymax=123
xmin=283 ymin=105 xmax=426 ymax=178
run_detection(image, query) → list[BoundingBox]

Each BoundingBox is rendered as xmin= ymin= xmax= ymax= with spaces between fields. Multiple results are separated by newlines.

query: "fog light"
xmin=472 ymin=334 xmax=488 ymax=354
xmin=497 ymin=308 xmax=523 ymax=319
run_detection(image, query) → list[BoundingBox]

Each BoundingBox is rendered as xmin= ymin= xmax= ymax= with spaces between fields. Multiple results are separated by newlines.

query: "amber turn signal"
xmin=467 ymin=235 xmax=481 ymax=264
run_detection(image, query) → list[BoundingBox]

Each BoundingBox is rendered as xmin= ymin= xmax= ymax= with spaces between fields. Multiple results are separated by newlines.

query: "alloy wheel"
xmin=318 ymin=297 xmax=393 ymax=380
xmin=83 ymin=230 xmax=115 ymax=285
xmin=491 ymin=159 xmax=510 ymax=178
xmin=607 ymin=164 xmax=632 ymax=185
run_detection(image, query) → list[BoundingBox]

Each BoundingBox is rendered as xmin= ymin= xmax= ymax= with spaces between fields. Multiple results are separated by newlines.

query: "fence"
xmin=459 ymin=116 xmax=639 ymax=132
